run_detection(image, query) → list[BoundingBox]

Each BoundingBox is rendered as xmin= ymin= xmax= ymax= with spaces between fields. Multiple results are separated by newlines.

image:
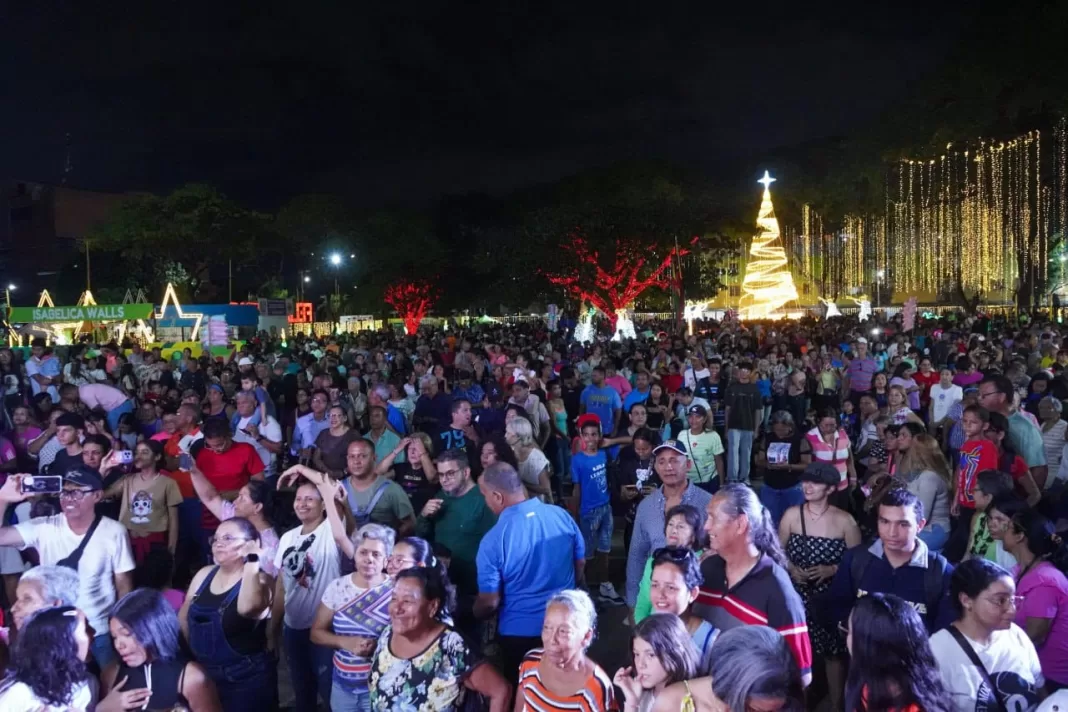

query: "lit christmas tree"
xmin=739 ymin=171 xmax=798 ymax=319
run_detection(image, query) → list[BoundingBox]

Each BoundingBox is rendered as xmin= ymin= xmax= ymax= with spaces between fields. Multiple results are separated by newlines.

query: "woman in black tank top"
xmin=98 ymin=589 xmax=220 ymax=711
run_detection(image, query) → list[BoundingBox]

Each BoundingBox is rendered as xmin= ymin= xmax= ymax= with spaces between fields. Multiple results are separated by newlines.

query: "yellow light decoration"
xmin=739 ymin=172 xmax=799 ymax=319
xmin=155 ymin=283 xmax=204 ymax=341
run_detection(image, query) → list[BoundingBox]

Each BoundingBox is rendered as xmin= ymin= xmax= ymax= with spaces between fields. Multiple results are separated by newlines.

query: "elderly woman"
xmin=0 ymin=606 xmax=94 ymax=710
xmin=10 ymin=564 xmax=80 ymax=631
xmin=515 ymin=589 xmax=617 ymax=710
xmin=755 ymin=410 xmax=813 ymax=527
xmin=506 ymin=415 xmax=553 ymax=502
xmin=1038 ymin=395 xmax=1068 ymax=487
xmin=653 ymin=625 xmax=806 ymax=712
xmin=101 ymin=589 xmax=220 ymax=712
xmin=312 ymin=524 xmax=396 ymax=712
xmin=370 ymin=563 xmax=510 ymax=711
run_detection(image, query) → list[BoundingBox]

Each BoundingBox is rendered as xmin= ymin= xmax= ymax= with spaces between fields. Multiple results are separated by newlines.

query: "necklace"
xmin=805 ymin=502 xmax=830 ymax=522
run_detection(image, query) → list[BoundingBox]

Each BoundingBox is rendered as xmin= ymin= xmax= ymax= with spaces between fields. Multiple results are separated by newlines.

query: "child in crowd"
xmin=571 ymin=415 xmax=622 ymax=606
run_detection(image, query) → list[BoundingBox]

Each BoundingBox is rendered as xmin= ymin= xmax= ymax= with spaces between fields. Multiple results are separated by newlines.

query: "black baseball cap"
xmin=63 ymin=466 xmax=104 ymax=491
xmin=799 ymin=462 xmax=841 ymax=487
xmin=688 ymin=405 xmax=708 ymax=417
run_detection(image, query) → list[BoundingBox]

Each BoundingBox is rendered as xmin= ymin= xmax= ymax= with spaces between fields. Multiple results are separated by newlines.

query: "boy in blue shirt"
xmin=571 ymin=414 xmax=623 ymax=606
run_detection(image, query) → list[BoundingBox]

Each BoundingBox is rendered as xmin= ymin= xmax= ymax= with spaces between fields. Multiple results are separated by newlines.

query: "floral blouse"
xmin=370 ymin=625 xmax=474 ymax=711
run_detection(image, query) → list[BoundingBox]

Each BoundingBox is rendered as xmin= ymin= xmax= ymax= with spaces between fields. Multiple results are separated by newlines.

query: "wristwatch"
xmin=243 ymin=553 xmax=260 ymax=564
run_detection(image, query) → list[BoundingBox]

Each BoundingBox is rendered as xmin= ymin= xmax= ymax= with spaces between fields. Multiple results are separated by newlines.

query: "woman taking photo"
xmin=371 ymin=564 xmax=511 ymax=711
xmin=779 ymin=462 xmax=861 ymax=710
xmin=180 ymin=517 xmax=275 ymax=711
xmin=843 ymin=593 xmax=952 ymax=712
xmin=515 ymin=589 xmax=616 ymax=711
xmin=314 ymin=404 xmax=362 ymax=480
xmin=929 ymin=558 xmax=1044 ymax=711
xmin=653 ymin=625 xmax=806 ymax=712
xmin=1003 ymin=508 xmax=1068 ymax=691
xmin=645 ymin=547 xmax=719 ymax=673
xmin=506 ymin=416 xmax=553 ymax=503
xmin=633 ymin=504 xmax=705 ymax=623
xmin=613 ymin=614 xmax=699 ymax=712
xmin=895 ymin=433 xmax=953 ymax=552
xmin=102 ymin=588 xmax=221 ymax=711
xmin=312 ymin=523 xmax=395 ymax=711
xmin=0 ymin=606 xmax=93 ymax=711
xmin=755 ymin=410 xmax=812 ymax=527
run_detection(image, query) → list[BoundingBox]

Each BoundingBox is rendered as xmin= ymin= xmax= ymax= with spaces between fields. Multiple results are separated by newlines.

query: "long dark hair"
xmin=478 ymin=432 xmax=519 ymax=471
xmin=632 ymin=614 xmax=699 ymax=685
xmin=110 ymin=589 xmax=181 ymax=662
xmin=950 ymin=558 xmax=1012 ymax=617
xmin=1011 ymin=509 xmax=1068 ymax=573
xmin=0 ymin=606 xmax=89 ymax=707
xmin=844 ymin=594 xmax=951 ymax=712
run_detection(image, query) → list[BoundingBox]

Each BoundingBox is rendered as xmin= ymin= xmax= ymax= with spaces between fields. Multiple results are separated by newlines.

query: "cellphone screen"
xmin=21 ymin=476 xmax=63 ymax=495
xmin=179 ymin=453 xmax=194 ymax=470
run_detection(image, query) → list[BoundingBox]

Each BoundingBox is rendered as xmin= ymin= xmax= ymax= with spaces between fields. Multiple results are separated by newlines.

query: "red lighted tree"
xmin=383 ymin=279 xmax=439 ymax=334
xmin=544 ymin=235 xmax=698 ymax=328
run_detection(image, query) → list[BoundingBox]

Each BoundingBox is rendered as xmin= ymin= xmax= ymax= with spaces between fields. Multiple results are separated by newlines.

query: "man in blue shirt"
xmin=580 ymin=366 xmax=622 ymax=435
xmin=622 ymin=370 xmax=652 ymax=412
xmin=820 ymin=488 xmax=954 ymax=633
xmin=571 ymin=415 xmax=623 ymax=607
xmin=475 ymin=462 xmax=585 ymax=682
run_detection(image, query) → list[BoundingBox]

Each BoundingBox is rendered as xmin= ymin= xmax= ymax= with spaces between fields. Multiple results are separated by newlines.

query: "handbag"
xmin=947 ymin=626 xmax=1007 ymax=712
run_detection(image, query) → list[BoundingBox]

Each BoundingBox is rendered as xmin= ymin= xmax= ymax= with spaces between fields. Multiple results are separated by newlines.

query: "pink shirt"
xmin=1014 ymin=560 xmax=1068 ymax=685
xmin=604 ymin=374 xmax=632 ymax=398
xmin=78 ymin=383 xmax=129 ymax=411
xmin=162 ymin=588 xmax=185 ymax=612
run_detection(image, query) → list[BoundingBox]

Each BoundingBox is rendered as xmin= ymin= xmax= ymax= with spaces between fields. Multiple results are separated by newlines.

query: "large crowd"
xmin=0 ymin=309 xmax=1066 ymax=711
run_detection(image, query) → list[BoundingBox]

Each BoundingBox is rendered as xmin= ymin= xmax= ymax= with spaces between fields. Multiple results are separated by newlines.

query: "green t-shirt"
xmin=680 ymin=429 xmax=724 ymax=484
xmin=415 ymin=484 xmax=497 ymax=594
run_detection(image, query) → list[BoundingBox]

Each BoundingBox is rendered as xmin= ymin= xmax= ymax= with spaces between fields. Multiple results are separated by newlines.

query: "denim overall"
xmin=188 ymin=566 xmax=278 ymax=711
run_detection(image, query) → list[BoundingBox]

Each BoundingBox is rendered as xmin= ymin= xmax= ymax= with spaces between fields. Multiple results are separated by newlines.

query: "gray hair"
xmin=769 ymin=410 xmax=795 ymax=426
xmin=350 ymin=523 xmax=396 ymax=557
xmin=1041 ymin=395 xmax=1063 ymax=414
xmin=506 ymin=415 xmax=536 ymax=447
xmin=480 ymin=462 xmax=525 ymax=495
xmin=372 ymin=384 xmax=390 ymax=401
xmin=19 ymin=565 xmax=80 ymax=609
xmin=708 ymin=626 xmax=804 ymax=712
xmin=235 ymin=390 xmax=257 ymax=403
xmin=419 ymin=374 xmax=437 ymax=388
xmin=547 ymin=589 xmax=597 ymax=649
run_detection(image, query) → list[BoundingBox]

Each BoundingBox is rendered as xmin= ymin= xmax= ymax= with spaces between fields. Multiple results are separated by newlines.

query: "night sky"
xmin=0 ymin=1 xmax=975 ymax=208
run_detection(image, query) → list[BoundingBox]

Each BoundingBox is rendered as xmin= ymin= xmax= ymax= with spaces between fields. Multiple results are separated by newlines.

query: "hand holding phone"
xmin=21 ymin=475 xmax=63 ymax=495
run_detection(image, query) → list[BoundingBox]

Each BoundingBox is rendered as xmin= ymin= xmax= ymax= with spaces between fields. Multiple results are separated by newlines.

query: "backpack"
xmin=344 ymin=478 xmax=390 ymax=528
xmin=850 ymin=545 xmax=946 ymax=622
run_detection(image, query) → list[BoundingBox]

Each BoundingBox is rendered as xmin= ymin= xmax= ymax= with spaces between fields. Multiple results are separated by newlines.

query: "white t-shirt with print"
xmin=930 ymin=383 xmax=964 ymax=424
xmin=0 ymin=679 xmax=93 ymax=712
xmin=15 ymin=515 xmax=135 ymax=634
xmin=929 ymin=623 xmax=1043 ymax=712
xmin=273 ymin=518 xmax=340 ymax=629
xmin=232 ymin=414 xmax=283 ymax=476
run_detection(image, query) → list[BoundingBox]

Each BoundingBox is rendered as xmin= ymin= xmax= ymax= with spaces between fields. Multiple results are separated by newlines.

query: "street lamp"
xmin=329 ymin=253 xmax=344 ymax=296
xmin=875 ymin=270 xmax=885 ymax=309
xmin=4 ymin=284 xmax=14 ymax=346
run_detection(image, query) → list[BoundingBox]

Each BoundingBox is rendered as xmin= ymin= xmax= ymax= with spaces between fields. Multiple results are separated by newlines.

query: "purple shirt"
xmin=1014 ymin=561 xmax=1068 ymax=685
xmin=846 ymin=357 xmax=878 ymax=392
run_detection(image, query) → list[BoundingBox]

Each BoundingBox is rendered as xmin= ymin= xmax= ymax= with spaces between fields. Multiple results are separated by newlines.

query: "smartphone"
xmin=179 ymin=453 xmax=194 ymax=471
xmin=21 ymin=475 xmax=62 ymax=495
xmin=117 ymin=450 xmax=134 ymax=464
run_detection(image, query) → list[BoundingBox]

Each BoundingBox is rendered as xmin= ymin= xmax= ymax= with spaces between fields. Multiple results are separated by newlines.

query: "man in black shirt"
xmin=47 ymin=412 xmax=85 ymax=476
xmin=559 ymin=367 xmax=583 ymax=437
xmin=724 ymin=361 xmax=763 ymax=486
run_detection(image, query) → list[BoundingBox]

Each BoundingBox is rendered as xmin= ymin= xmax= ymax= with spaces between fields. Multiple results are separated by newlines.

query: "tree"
xmin=543 ymin=235 xmax=698 ymax=328
xmin=383 ymin=279 xmax=439 ymax=334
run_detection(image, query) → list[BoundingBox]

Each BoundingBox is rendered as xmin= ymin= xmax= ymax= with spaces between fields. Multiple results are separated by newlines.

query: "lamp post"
xmin=876 ymin=270 xmax=885 ymax=309
xmin=329 ymin=253 xmax=342 ymax=297
xmin=5 ymin=284 xmax=15 ymax=346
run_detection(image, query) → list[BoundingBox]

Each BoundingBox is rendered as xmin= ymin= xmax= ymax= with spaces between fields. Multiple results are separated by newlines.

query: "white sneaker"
xmin=598 ymin=582 xmax=625 ymax=606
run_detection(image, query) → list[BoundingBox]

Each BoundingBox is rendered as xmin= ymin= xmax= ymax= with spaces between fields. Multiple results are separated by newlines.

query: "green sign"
xmin=8 ymin=303 xmax=154 ymax=323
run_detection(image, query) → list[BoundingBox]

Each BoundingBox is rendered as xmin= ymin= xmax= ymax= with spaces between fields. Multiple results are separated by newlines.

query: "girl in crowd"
xmin=930 ymin=558 xmax=1044 ymax=711
xmin=180 ymin=517 xmax=275 ymax=711
xmin=312 ymin=523 xmax=395 ymax=712
xmin=614 ymin=614 xmax=699 ymax=712
xmin=643 ymin=382 xmax=672 ymax=434
xmin=780 ymin=462 xmax=861 ymax=710
xmin=645 ymin=547 xmax=718 ymax=673
xmin=618 ymin=428 xmax=662 ymax=560
xmin=285 ymin=387 xmax=312 ymax=448
xmin=507 ymin=416 xmax=553 ymax=503
xmin=102 ymin=588 xmax=220 ymax=711
xmin=1003 ymin=508 xmax=1068 ymax=691
xmin=888 ymin=384 xmax=925 ymax=427
xmin=108 ymin=439 xmax=183 ymax=564
xmin=477 ymin=432 xmax=519 ymax=473
xmin=871 ymin=372 xmax=890 ymax=410
xmin=889 ymin=363 xmax=922 ymax=414
xmin=653 ymin=625 xmax=806 ymax=712
xmin=0 ymin=606 xmax=94 ymax=711
xmin=377 ymin=432 xmax=438 ymax=515
xmin=515 ymin=589 xmax=616 ymax=711
xmin=895 ymin=433 xmax=953 ymax=552
xmin=371 ymin=563 xmax=511 ymax=710
xmin=843 ymin=593 xmax=952 ymax=712
xmin=189 ymin=467 xmax=281 ymax=577
xmin=966 ymin=472 xmax=1018 ymax=567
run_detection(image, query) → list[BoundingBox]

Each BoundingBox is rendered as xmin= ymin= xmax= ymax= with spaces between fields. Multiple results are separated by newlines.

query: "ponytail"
xmin=1013 ymin=509 xmax=1068 ymax=574
xmin=716 ymin=484 xmax=789 ymax=568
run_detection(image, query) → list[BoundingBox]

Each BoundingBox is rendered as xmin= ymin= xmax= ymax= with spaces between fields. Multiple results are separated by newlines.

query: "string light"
xmin=739 ymin=172 xmax=799 ymax=319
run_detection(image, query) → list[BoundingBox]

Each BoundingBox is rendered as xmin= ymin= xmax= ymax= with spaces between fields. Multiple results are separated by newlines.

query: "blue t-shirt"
xmin=571 ymin=450 xmax=610 ymax=515
xmin=580 ymin=385 xmax=622 ymax=434
xmin=622 ymin=387 xmax=650 ymax=413
xmin=476 ymin=498 xmax=585 ymax=636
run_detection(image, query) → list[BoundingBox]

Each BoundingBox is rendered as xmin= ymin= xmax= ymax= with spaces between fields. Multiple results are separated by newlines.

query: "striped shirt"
xmin=516 ymin=649 xmax=617 ymax=711
xmin=693 ymin=553 xmax=813 ymax=678
xmin=321 ymin=576 xmax=393 ymax=692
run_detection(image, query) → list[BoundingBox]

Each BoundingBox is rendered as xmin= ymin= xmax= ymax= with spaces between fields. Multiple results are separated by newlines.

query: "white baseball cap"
xmin=238 ymin=357 xmax=254 ymax=366
xmin=855 ymin=336 xmax=868 ymax=344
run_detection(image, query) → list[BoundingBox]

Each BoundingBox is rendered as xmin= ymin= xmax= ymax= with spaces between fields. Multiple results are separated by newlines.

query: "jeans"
xmin=283 ymin=625 xmax=333 ymax=712
xmin=727 ymin=429 xmax=755 ymax=484
xmin=919 ymin=524 xmax=949 ymax=554
xmin=91 ymin=631 xmax=116 ymax=669
xmin=580 ymin=503 xmax=614 ymax=555
xmin=332 ymin=681 xmax=371 ymax=712
xmin=759 ymin=483 xmax=805 ymax=528
xmin=106 ymin=398 xmax=135 ymax=435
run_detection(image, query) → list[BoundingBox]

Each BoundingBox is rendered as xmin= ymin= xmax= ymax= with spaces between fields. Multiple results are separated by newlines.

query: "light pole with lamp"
xmin=875 ymin=269 xmax=885 ymax=309
xmin=329 ymin=253 xmax=343 ymax=297
xmin=5 ymin=284 xmax=15 ymax=346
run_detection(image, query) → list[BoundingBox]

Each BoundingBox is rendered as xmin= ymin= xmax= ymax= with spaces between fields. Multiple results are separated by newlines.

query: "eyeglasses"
xmin=981 ymin=594 xmax=1025 ymax=609
xmin=438 ymin=468 xmax=463 ymax=478
xmin=209 ymin=535 xmax=250 ymax=547
xmin=59 ymin=489 xmax=94 ymax=501
xmin=388 ymin=555 xmax=416 ymax=567
xmin=978 ymin=390 xmax=998 ymax=400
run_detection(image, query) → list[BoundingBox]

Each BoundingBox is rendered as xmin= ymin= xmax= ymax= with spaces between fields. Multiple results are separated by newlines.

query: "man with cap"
xmin=843 ymin=336 xmax=879 ymax=406
xmin=0 ymin=467 xmax=135 ymax=667
xmin=624 ymin=438 xmax=714 ymax=616
xmin=677 ymin=404 xmax=724 ymax=493
xmin=46 ymin=411 xmax=85 ymax=476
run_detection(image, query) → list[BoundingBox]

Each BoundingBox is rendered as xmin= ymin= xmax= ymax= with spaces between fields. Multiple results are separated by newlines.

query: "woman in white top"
xmin=505 ymin=415 xmax=553 ymax=502
xmin=930 ymin=558 xmax=1044 ymax=712
xmin=0 ymin=605 xmax=94 ymax=712
xmin=1038 ymin=396 xmax=1067 ymax=489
